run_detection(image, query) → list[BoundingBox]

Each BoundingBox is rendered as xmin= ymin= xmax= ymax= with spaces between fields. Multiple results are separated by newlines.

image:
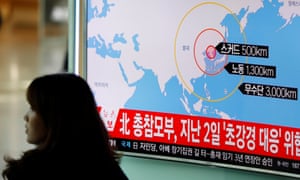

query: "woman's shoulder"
xmin=3 ymin=153 xmax=59 ymax=180
xmin=7 ymin=150 xmax=129 ymax=180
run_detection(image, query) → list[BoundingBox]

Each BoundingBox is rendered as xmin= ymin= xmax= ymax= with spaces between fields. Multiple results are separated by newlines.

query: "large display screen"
xmin=85 ymin=0 xmax=300 ymax=177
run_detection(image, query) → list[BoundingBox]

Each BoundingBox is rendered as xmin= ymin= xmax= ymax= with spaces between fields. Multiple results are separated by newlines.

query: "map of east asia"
xmin=86 ymin=0 xmax=300 ymax=176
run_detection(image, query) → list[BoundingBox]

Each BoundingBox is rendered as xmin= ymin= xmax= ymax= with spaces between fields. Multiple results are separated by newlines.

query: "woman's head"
xmin=3 ymin=73 xmax=125 ymax=180
xmin=25 ymin=73 xmax=110 ymax=153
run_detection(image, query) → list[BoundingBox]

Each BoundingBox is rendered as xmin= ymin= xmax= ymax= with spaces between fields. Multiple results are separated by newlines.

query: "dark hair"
xmin=2 ymin=73 xmax=126 ymax=180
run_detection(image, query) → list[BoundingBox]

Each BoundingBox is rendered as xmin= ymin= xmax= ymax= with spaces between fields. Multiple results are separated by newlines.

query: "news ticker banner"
xmin=97 ymin=107 xmax=300 ymax=174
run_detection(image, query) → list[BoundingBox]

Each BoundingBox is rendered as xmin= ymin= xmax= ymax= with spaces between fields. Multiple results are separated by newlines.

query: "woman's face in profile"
xmin=24 ymin=106 xmax=47 ymax=145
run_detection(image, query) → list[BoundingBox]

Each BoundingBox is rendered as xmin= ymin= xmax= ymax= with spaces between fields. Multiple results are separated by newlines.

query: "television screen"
xmin=85 ymin=0 xmax=300 ymax=177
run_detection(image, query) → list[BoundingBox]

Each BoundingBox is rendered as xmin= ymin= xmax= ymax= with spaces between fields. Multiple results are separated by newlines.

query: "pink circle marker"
xmin=206 ymin=45 xmax=216 ymax=60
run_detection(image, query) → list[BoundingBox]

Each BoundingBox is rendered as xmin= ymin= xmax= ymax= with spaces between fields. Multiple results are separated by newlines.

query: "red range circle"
xmin=193 ymin=28 xmax=228 ymax=76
